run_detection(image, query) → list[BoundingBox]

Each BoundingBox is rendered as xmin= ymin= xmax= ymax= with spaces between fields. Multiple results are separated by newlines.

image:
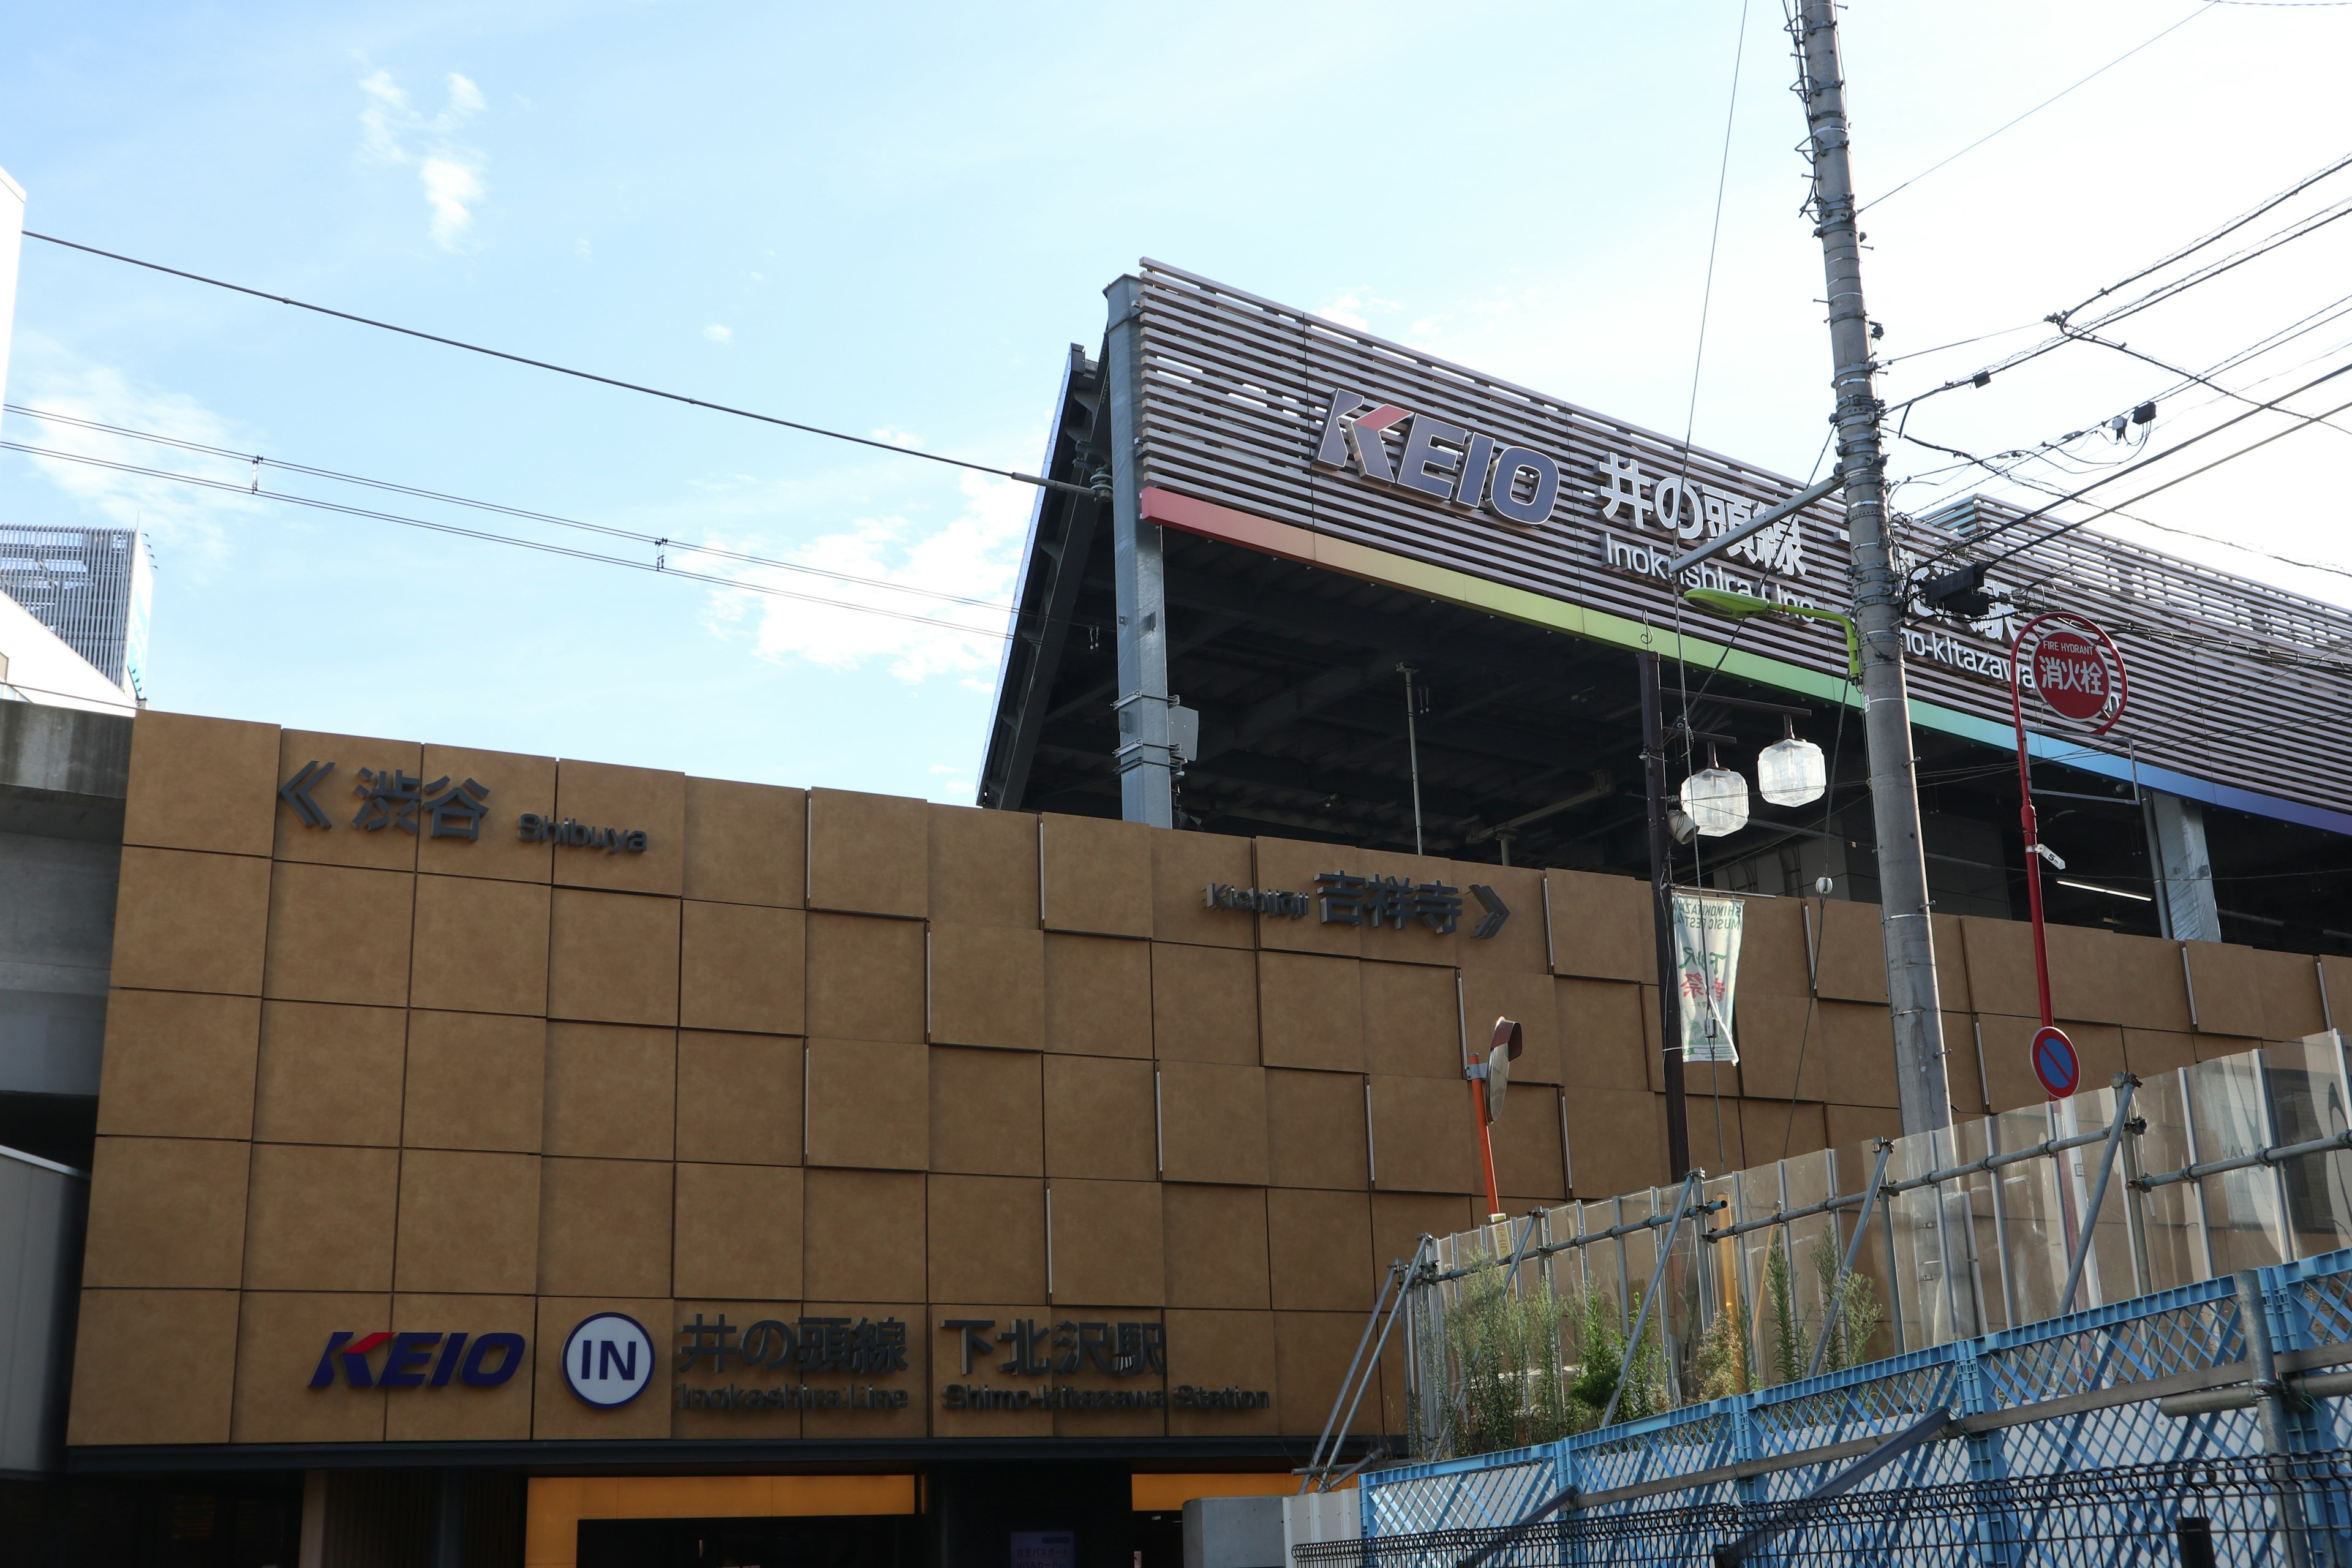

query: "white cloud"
xmin=700 ymin=471 xmax=1030 ymax=685
xmin=3 ymin=339 xmax=265 ymax=560
xmin=1321 ymin=289 xmax=1403 ymax=332
xmin=869 ymin=428 xmax=923 ymax=448
xmin=358 ymin=69 xmax=489 ymax=251
xmin=702 ymin=324 xmax=733 ymax=344
xmin=575 ymin=237 xmax=593 ymax=262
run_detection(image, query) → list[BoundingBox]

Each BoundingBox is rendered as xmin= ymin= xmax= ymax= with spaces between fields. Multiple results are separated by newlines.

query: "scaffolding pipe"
xmin=1807 ymin=1137 xmax=1895 ymax=1380
xmin=2059 ymin=1074 xmax=2139 ymax=1314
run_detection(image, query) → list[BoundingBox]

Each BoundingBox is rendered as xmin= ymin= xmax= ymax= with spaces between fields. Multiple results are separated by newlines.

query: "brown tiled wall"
xmin=73 ymin=711 xmax=2351 ymax=1449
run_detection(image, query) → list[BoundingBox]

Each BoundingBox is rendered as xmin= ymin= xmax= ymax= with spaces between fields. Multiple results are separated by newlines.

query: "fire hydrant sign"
xmin=1672 ymin=891 xmax=1744 ymax=1064
xmin=2032 ymin=1025 xmax=2081 ymax=1100
xmin=2029 ymin=628 xmax=2117 ymax=725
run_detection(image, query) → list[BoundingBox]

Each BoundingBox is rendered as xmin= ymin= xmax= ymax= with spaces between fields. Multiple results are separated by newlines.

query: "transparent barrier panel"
xmin=2190 ymin=1054 xmax=2290 ymax=1272
xmin=1953 ymin=1114 xmax=2013 ymax=1332
xmin=2135 ymin=1065 xmax=2211 ymax=1291
xmin=2264 ymin=1033 xmax=2352 ymax=1261
xmin=2060 ymin=1083 xmax=2138 ymax=1310
xmin=1995 ymin=1104 xmax=2070 ymax=1325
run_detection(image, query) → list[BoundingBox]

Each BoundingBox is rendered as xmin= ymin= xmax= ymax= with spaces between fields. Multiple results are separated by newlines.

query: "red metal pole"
xmin=1471 ymin=1076 xmax=1502 ymax=1220
xmin=2009 ymin=643 xmax=2057 ymax=1036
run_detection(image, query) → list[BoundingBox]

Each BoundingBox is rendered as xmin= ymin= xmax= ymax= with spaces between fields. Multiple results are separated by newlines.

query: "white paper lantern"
xmin=1679 ymin=767 xmax=1749 ymax=837
xmin=1757 ymin=735 xmax=1828 ymax=807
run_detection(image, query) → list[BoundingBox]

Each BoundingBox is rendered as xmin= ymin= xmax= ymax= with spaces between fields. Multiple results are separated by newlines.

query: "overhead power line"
xmin=20 ymin=231 xmax=1107 ymax=502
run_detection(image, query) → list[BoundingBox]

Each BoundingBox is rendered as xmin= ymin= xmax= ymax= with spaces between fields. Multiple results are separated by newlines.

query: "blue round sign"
xmin=562 ymin=1312 xmax=654 ymax=1408
xmin=2032 ymin=1025 xmax=2080 ymax=1100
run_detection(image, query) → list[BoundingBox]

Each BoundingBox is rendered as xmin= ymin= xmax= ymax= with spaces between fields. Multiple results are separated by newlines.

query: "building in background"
xmin=0 ymin=524 xmax=154 ymax=704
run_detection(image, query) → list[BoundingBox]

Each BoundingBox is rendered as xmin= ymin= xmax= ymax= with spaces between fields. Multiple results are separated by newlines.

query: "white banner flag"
xmin=1672 ymin=891 xmax=1744 ymax=1064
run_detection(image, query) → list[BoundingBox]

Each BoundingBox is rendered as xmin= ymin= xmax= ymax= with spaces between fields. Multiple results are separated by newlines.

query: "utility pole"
xmin=1639 ymin=653 xmax=1694 ymax=1180
xmin=1793 ymin=0 xmax=1951 ymax=1135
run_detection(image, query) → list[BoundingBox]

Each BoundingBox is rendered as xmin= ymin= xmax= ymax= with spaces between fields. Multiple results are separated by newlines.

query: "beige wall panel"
xmin=680 ymin=901 xmax=805 ymax=1035
xmin=797 ymin=1299 xmax=926 ymax=1439
xmin=126 ymin=710 xmax=281 ymax=858
xmin=930 ymin=1045 xmax=1044 ymax=1177
xmin=1164 ymin=1185 xmax=1270 ymax=1310
xmin=394 ymin=1148 xmax=541 ymax=1294
xmin=674 ymin=1163 xmax=804 ymax=1300
xmin=551 ymin=760 xmax=685 ymax=896
xmin=1940 ymin=1011 xmax=1989 ymax=1117
xmin=1251 ymin=838 xmax=1359 ymax=957
xmin=1684 ymin=1057 xmax=1744 ymax=1114
xmin=1362 ymin=961 xmax=1461 ymax=1079
xmin=676 ymin=1031 xmax=802 ymax=1166
xmin=546 ymin=888 xmax=680 ymax=1027
xmin=1264 ymin=1068 xmax=1369 ymax=1191
xmin=2105 ymin=930 xmax=2195 ymax=1030
xmin=1265 ymin=1188 xmax=1374 ymax=1313
xmin=1556 ymin=977 xmax=1648 ymax=1094
xmin=1157 ymin=1060 xmax=1270 ymax=1186
xmin=930 ymin=925 xmax=1045 ymax=1050
xmin=2064 ymin=1021 xmax=2128 ymax=1095
xmin=1816 ymin=1001 xmax=1899 ymax=1109
xmin=1561 ymin=1087 xmax=1666 ymax=1197
xmin=263 ymin=862 xmax=413 ymax=1008
xmin=544 ymin=1022 xmax=676 ymax=1160
xmin=231 ymin=1289 xmax=390 ymax=1443
xmin=418 ymin=744 xmax=555 ymax=883
xmin=2195 ymin=1033 xmax=2265 ymax=1061
xmin=385 ymin=1293 xmax=537 ymax=1441
xmin=273 ymin=731 xmax=421 ymax=869
xmin=805 ymin=1038 xmax=929 ymax=1170
xmin=1825 ymin=1103 xmax=1901 ymax=1157
xmin=1039 ymin=813 xmax=1153 ymax=937
xmin=1371 ymin=1192 xmax=1475 ymax=1277
xmin=1152 ymin=944 xmax=1259 ymax=1065
xmin=1978 ymin=1015 xmax=2050 ymax=1112
xmin=2327 ymin=958 xmax=2352 ymax=1029
xmin=1731 ymin=991 xmax=1830 ymax=1102
xmin=1814 ymin=898 xmax=1888 ymax=1003
xmin=1676 ymin=1082 xmax=1746 ymax=1175
xmin=97 ymin=989 xmax=260 ymax=1140
xmin=1739 ymin=897 xmax=1811 ymax=999
xmin=1932 ymin=913 xmax=1972 ymax=1013
xmin=409 ymin=874 xmax=551 ymax=1015
xmin=1042 ymin=1054 xmax=1155 ymax=1182
xmin=930 ymin=1300 xmax=1052 ymax=1438
xmin=531 ymin=1295 xmax=673 ymax=1441
xmin=1460 ymin=866 xmax=1550 ymax=974
xmin=2046 ymin=923 xmax=2124 ymax=1025
xmin=67 ymin=1287 xmax=240 ymax=1446
xmin=1152 ymin=827 xmax=1255 ymax=948
xmin=1044 ymin=935 xmax=1153 ymax=1058
xmin=249 ymin=1001 xmax=405 ymax=1148
xmin=243 ymin=1142 xmax=398 ymax=1291
xmin=804 ymin=913 xmax=925 ymax=1043
xmin=2173 ymin=944 xmax=2267 ymax=1044
xmin=1042 ymin=1303 xmax=1167 ymax=1438
xmin=539 ymin=1158 xmax=673 ymax=1297
xmin=807 ymin=788 xmax=927 ymax=917
xmin=927 ymin=1173 xmax=1046 ymax=1302
xmin=2124 ymin=1027 xmax=2197 ymax=1082
xmin=1367 ymin=1076 xmax=1477 ymax=1195
xmin=1353 ymin=848 xmax=1468 ymax=968
xmin=110 ymin=846 xmax=271 ymax=996
xmin=1048 ymin=1178 xmax=1164 ymax=1306
xmin=802 ymin=1169 xmax=927 ymax=1302
xmin=1491 ymin=1085 xmax=1567 ymax=1202
xmin=1962 ymin=917 xmax=2038 ymax=1020
xmin=1257 ymin=952 xmax=1363 ymax=1072
xmin=82 ymin=1135 xmax=249 ymax=1288
xmin=2257 ymin=949 xmax=2329 ymax=1041
xmin=404 ymin=1011 xmax=545 ymax=1153
xmin=1741 ymin=1099 xmax=1828 ymax=1165
xmin=1545 ymin=871 xmax=1651 ymax=982
xmin=928 ymin=804 xmax=1039 ymax=927
xmin=683 ymin=776 xmax=805 ymax=907
xmin=1462 ymin=968 xmax=1559 ymax=1084
xmin=1274 ymin=1311 xmax=1376 ymax=1436
xmin=671 ymin=1297 xmax=804 ymax=1441
xmin=1164 ymin=1308 xmax=1278 ymax=1436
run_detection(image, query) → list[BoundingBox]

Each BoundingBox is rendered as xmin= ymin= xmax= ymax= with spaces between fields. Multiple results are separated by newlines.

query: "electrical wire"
xmin=1858 ymin=7 xmax=2209 ymax=214
xmin=2 ymin=402 xmax=1035 ymax=619
xmin=20 ymin=231 xmax=1104 ymax=502
xmin=0 ymin=440 xmax=1023 ymax=641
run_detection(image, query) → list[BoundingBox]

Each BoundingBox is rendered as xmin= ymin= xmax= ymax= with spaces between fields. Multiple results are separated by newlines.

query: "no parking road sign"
xmin=2032 ymin=1025 xmax=2080 ymax=1100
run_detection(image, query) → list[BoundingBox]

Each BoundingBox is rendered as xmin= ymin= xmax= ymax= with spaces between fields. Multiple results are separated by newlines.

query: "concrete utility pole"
xmin=1793 ymin=0 xmax=1951 ymax=1134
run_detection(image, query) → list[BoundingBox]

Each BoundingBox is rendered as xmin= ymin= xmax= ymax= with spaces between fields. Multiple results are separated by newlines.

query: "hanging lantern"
xmin=1678 ymin=748 xmax=1749 ymax=838
xmin=1757 ymin=720 xmax=1827 ymax=807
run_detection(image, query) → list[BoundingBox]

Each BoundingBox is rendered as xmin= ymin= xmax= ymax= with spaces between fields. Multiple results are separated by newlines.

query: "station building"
xmin=6 ymin=263 xmax=2352 ymax=1566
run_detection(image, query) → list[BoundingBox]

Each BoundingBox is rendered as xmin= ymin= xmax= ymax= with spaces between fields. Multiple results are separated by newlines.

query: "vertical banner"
xmin=1672 ymin=891 xmax=1744 ymax=1063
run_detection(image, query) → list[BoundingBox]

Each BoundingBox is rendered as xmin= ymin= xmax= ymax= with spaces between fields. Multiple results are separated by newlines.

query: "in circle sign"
xmin=2032 ymin=1025 xmax=2081 ymax=1101
xmin=563 ymin=1312 xmax=654 ymax=1408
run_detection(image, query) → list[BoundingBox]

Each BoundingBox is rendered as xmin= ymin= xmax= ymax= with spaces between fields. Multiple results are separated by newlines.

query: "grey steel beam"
xmin=1102 ymin=275 xmax=1174 ymax=827
xmin=1665 ymin=469 xmax=1845 ymax=578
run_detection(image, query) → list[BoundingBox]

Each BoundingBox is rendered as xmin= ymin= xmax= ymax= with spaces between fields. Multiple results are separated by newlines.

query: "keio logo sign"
xmin=1314 ymin=387 xmax=1562 ymax=527
xmin=309 ymin=1330 xmax=525 ymax=1389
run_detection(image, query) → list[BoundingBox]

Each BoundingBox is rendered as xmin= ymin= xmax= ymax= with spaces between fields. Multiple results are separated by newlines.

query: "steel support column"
xmin=2147 ymin=791 xmax=2222 ymax=942
xmin=1102 ymin=273 xmax=1174 ymax=827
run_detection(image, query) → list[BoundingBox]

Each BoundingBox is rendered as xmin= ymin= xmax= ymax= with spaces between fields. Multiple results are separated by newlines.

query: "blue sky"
xmin=4 ymin=2 xmax=2347 ymax=798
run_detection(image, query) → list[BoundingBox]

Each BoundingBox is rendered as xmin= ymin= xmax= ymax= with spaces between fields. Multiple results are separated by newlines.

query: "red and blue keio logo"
xmin=309 ymin=1330 xmax=526 ymax=1389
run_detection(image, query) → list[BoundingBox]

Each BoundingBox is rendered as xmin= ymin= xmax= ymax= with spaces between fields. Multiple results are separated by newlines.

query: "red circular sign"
xmin=2032 ymin=1025 xmax=2081 ymax=1100
xmin=2029 ymin=628 xmax=2115 ymax=724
